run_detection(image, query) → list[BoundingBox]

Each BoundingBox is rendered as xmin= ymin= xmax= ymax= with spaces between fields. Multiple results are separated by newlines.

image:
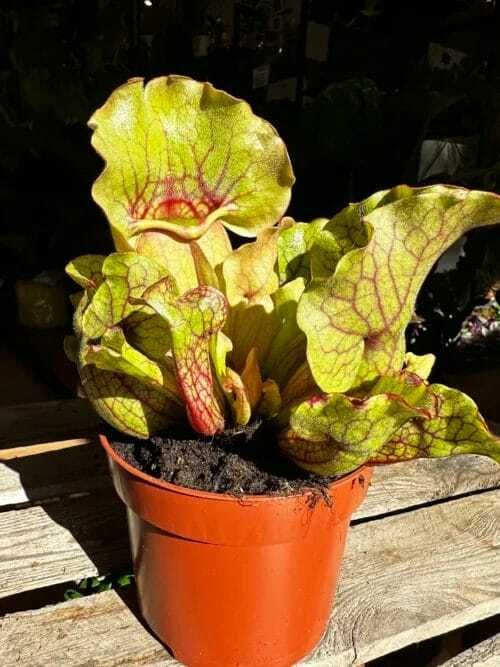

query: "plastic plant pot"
xmin=99 ymin=434 xmax=372 ymax=667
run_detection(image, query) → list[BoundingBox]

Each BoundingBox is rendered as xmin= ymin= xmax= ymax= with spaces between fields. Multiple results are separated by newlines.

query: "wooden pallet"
xmin=0 ymin=399 xmax=499 ymax=666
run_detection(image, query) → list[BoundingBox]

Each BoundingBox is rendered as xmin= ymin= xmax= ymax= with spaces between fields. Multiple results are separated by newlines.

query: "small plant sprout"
xmin=66 ymin=76 xmax=500 ymax=476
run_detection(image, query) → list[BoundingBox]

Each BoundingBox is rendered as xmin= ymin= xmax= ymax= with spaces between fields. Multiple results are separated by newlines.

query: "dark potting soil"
xmin=108 ymin=420 xmax=340 ymax=496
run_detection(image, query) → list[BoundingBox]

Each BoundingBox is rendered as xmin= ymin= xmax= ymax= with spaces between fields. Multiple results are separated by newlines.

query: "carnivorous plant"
xmin=66 ymin=76 xmax=500 ymax=475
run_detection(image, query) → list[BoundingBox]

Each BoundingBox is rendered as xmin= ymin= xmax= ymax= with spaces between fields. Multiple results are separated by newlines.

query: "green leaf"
xmin=98 ymin=582 xmax=113 ymax=592
xmin=279 ymin=380 xmax=437 ymax=475
xmin=210 ymin=333 xmax=255 ymax=426
xmin=263 ymin=277 xmax=306 ymax=387
xmin=81 ymin=252 xmax=174 ymax=339
xmin=72 ymin=290 xmax=91 ymax=338
xmin=141 ymin=281 xmax=228 ymax=435
xmin=121 ymin=310 xmax=172 ymax=362
xmin=190 ymin=240 xmax=220 ymax=288
xmin=89 ymin=76 xmax=294 ymax=248
xmin=79 ymin=361 xmax=181 ymax=438
xmin=224 ymin=298 xmax=277 ymax=373
xmin=116 ymin=574 xmax=134 ymax=587
xmin=298 ymin=186 xmax=500 ymax=393
xmin=258 ymin=378 xmax=282 ymax=418
xmin=135 ymin=221 xmax=231 ymax=294
xmin=308 ymin=187 xmax=412 ymax=281
xmin=366 ymin=371 xmax=438 ymax=418
xmin=403 ymin=352 xmax=435 ymax=380
xmin=280 ymin=362 xmax=318 ymax=408
xmin=82 ymin=326 xmax=180 ymax=402
xmin=277 ymin=217 xmax=328 ymax=283
xmin=63 ymin=335 xmax=78 ymax=363
xmin=65 ymin=255 xmax=106 ymax=290
xmin=278 ymin=189 xmax=416 ymax=286
xmin=221 ymin=367 xmax=252 ymax=426
xmin=64 ymin=589 xmax=83 ymax=601
xmin=222 ymin=227 xmax=280 ymax=306
xmin=276 ymin=362 xmax=319 ymax=427
xmin=371 ymin=385 xmax=500 ymax=464
xmin=211 ymin=332 xmax=233 ymax=380
xmin=240 ymin=347 xmax=263 ymax=410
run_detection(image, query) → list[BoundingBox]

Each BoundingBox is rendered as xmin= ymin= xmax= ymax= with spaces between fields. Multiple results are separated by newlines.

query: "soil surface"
xmin=108 ymin=420 xmax=339 ymax=496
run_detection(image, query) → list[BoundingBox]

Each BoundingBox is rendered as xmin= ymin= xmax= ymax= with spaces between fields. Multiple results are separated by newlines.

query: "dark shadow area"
xmin=369 ymin=614 xmax=500 ymax=666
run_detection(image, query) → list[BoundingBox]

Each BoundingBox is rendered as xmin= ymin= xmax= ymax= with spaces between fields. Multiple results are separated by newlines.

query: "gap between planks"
xmin=1 ymin=489 xmax=499 ymax=667
xmin=439 ymin=631 xmax=500 ymax=667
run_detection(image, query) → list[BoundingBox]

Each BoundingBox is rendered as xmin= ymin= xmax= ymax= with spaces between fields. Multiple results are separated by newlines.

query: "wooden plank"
xmin=440 ymin=632 xmax=500 ymax=667
xmin=0 ymin=399 xmax=99 ymax=449
xmin=352 ymin=454 xmax=500 ymax=521
xmin=0 ymin=442 xmax=110 ymax=506
xmin=1 ymin=490 xmax=499 ymax=666
xmin=307 ymin=489 xmax=500 ymax=666
xmin=0 ymin=437 xmax=92 ymax=461
xmin=1 ymin=455 xmax=500 ymax=596
xmin=0 ymin=490 xmax=129 ymax=599
xmin=0 ymin=591 xmax=175 ymax=667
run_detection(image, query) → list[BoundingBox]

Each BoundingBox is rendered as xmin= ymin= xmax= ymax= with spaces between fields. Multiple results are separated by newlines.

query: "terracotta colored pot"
xmin=100 ymin=435 xmax=371 ymax=667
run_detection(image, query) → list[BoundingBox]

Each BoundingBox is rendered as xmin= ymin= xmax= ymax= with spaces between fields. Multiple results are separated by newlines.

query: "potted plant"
xmin=65 ymin=76 xmax=500 ymax=667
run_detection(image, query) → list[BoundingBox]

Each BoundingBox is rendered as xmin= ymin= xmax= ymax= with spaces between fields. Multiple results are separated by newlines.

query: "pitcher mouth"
xmin=99 ymin=433 xmax=369 ymax=503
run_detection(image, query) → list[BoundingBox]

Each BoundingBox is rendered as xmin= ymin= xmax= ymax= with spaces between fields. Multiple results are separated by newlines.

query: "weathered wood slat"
xmin=0 ymin=442 xmax=110 ymax=506
xmin=0 ymin=437 xmax=93 ymax=461
xmin=0 ymin=399 xmax=99 ymax=449
xmin=440 ymin=631 xmax=500 ymax=667
xmin=2 ymin=456 xmax=500 ymax=598
xmin=352 ymin=454 xmax=500 ymax=520
xmin=2 ymin=443 xmax=500 ymax=518
xmin=0 ymin=591 xmax=174 ymax=667
xmin=1 ymin=490 xmax=499 ymax=666
xmin=0 ymin=490 xmax=129 ymax=599
xmin=307 ymin=489 xmax=500 ymax=666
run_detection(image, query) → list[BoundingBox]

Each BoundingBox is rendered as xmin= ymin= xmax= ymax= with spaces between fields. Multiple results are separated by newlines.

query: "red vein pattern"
xmin=142 ymin=282 xmax=228 ymax=436
xmin=298 ymin=186 xmax=500 ymax=393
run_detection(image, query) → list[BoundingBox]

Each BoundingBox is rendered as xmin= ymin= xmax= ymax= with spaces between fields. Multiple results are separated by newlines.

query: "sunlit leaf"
xmin=298 ymin=186 xmax=500 ymax=393
xmin=141 ymin=281 xmax=228 ymax=435
xmin=403 ymin=352 xmax=435 ymax=380
xmin=81 ymin=252 xmax=175 ymax=339
xmin=79 ymin=362 xmax=181 ymax=438
xmin=66 ymin=255 xmax=106 ymax=290
xmin=89 ymin=76 xmax=294 ymax=248
xmin=222 ymin=227 xmax=280 ymax=306
xmin=83 ymin=326 xmax=180 ymax=402
xmin=241 ymin=347 xmax=263 ymax=410
xmin=279 ymin=376 xmax=438 ymax=475
xmin=372 ymin=385 xmax=500 ymax=464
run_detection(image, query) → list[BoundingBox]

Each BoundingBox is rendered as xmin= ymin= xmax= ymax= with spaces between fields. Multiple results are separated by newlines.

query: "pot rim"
xmin=99 ymin=433 xmax=369 ymax=504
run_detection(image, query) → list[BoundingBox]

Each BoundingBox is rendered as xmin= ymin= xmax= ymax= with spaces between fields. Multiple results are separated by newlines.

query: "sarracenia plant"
xmin=66 ymin=76 xmax=500 ymax=476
